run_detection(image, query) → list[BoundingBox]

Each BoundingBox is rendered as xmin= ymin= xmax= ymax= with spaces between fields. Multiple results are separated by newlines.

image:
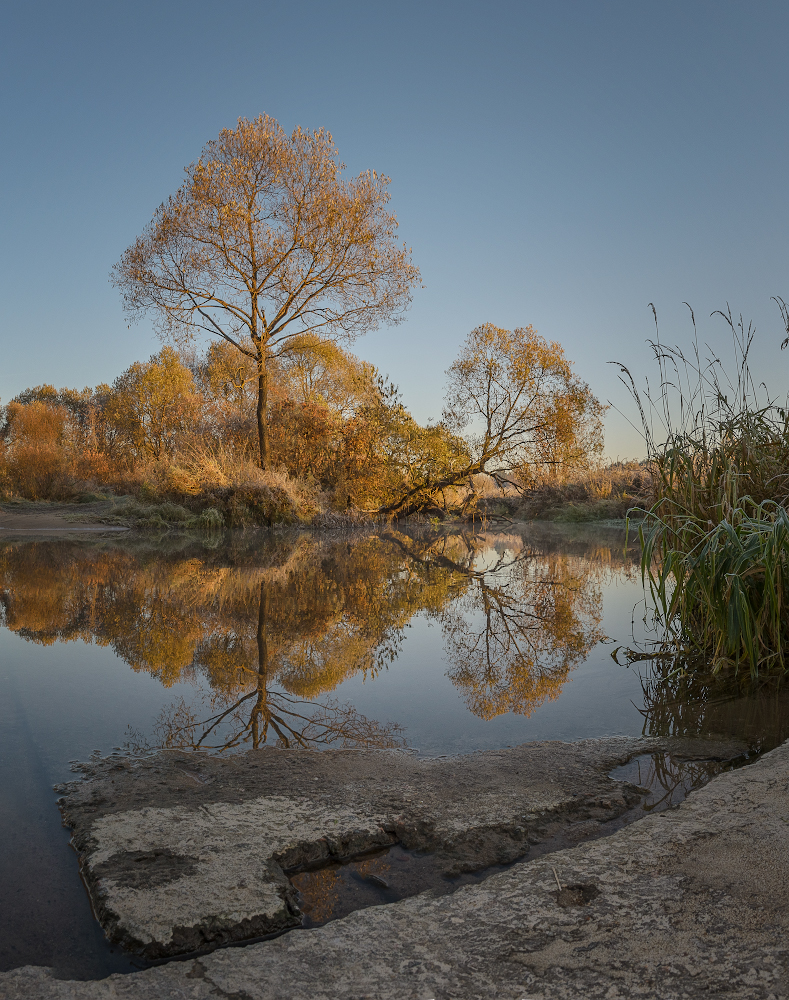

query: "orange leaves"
xmin=443 ymin=551 xmax=605 ymax=720
xmin=109 ymin=347 xmax=201 ymax=461
xmin=1 ymin=401 xmax=72 ymax=500
xmin=112 ymin=114 xmax=420 ymax=467
xmin=443 ymin=322 xmax=604 ymax=484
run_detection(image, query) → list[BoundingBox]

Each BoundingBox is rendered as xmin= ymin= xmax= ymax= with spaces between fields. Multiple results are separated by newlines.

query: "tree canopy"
xmin=379 ymin=323 xmax=605 ymax=516
xmin=112 ymin=115 xmax=420 ymax=468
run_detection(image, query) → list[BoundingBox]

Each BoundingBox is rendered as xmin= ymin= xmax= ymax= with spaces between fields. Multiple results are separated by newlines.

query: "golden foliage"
xmin=445 ymin=323 xmax=605 ymax=481
xmin=0 ymin=315 xmax=603 ymax=522
xmin=112 ymin=114 xmax=421 ymax=468
xmin=107 ymin=346 xmax=200 ymax=461
xmin=0 ymin=528 xmax=628 ymax=747
xmin=1 ymin=401 xmax=71 ymax=499
xmin=378 ymin=324 xmax=605 ymax=517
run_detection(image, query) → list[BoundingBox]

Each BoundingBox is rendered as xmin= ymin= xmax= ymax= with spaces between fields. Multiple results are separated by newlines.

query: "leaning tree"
xmin=112 ymin=115 xmax=420 ymax=469
xmin=379 ymin=323 xmax=604 ymax=517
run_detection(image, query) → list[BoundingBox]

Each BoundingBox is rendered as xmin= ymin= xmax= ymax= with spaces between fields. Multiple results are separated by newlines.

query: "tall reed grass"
xmin=618 ymin=304 xmax=789 ymax=678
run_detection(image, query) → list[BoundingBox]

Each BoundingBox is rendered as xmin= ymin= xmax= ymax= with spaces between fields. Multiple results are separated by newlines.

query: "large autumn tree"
xmin=112 ymin=115 xmax=420 ymax=468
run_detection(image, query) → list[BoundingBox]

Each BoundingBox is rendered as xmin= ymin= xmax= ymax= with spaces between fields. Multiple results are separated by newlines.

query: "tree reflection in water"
xmin=0 ymin=527 xmax=634 ymax=752
xmin=383 ymin=531 xmax=606 ymax=719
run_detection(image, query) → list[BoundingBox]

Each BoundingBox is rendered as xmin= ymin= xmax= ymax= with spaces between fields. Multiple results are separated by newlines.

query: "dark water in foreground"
xmin=1 ymin=523 xmax=788 ymax=978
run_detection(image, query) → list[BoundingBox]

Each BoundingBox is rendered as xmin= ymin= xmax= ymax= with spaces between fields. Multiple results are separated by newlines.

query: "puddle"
xmin=608 ymin=752 xmax=732 ymax=814
xmin=291 ymin=845 xmax=512 ymax=927
xmin=290 ymin=750 xmax=736 ymax=927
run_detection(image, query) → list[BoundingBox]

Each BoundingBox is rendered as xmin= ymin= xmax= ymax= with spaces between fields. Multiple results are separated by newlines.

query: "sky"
xmin=2 ymin=0 xmax=788 ymax=458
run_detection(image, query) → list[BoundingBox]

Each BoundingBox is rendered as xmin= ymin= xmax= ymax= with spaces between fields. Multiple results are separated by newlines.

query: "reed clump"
xmin=620 ymin=304 xmax=789 ymax=678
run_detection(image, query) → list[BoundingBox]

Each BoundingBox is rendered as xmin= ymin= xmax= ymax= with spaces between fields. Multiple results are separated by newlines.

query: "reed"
xmin=618 ymin=303 xmax=789 ymax=678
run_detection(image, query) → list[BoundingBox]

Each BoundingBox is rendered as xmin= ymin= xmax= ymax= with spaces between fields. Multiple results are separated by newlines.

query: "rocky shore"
xmin=4 ymin=734 xmax=787 ymax=999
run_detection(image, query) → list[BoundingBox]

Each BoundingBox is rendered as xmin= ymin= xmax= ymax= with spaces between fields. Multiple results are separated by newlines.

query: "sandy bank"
xmin=0 ymin=502 xmax=129 ymax=533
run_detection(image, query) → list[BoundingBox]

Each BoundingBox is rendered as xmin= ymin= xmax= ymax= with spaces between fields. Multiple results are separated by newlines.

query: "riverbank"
xmin=0 ymin=496 xmax=644 ymax=534
xmin=0 ymin=501 xmax=130 ymax=533
xmin=5 ymin=733 xmax=785 ymax=998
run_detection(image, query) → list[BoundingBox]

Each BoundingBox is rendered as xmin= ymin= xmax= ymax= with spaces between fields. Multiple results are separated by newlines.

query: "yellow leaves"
xmin=111 ymin=113 xmax=420 ymax=472
xmin=0 ymin=529 xmax=622 ymax=751
xmin=444 ymin=552 xmax=605 ymax=720
xmin=1 ymin=401 xmax=72 ymax=500
xmin=110 ymin=347 xmax=200 ymax=460
xmin=443 ymin=322 xmax=604 ymax=481
xmin=5 ymin=400 xmax=68 ymax=448
xmin=274 ymin=334 xmax=378 ymax=417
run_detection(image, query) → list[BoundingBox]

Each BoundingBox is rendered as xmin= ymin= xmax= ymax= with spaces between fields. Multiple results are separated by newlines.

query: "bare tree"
xmin=112 ymin=115 xmax=420 ymax=469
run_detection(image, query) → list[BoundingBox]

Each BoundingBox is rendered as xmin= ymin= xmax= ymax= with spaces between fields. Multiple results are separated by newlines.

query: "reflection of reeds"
xmin=627 ymin=752 xmax=726 ymax=813
xmin=638 ymin=658 xmax=789 ymax=750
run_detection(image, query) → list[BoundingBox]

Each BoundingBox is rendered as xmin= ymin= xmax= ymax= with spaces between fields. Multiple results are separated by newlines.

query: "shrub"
xmin=1 ymin=401 xmax=75 ymax=500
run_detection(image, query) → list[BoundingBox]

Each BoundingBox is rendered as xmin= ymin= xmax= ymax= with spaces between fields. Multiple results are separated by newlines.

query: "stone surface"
xmin=44 ymin=736 xmax=743 ymax=962
xmin=0 ymin=736 xmax=785 ymax=999
xmin=2 ymin=738 xmax=787 ymax=998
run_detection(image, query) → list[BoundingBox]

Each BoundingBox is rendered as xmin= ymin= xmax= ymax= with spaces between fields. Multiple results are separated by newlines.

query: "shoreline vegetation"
xmin=0 ymin=396 xmax=652 ymax=532
xmin=618 ymin=304 xmax=789 ymax=682
xmin=0 ymin=472 xmax=648 ymax=532
xmin=0 ymin=328 xmax=633 ymax=529
xmin=0 ymin=117 xmax=636 ymax=531
xmin=0 ymin=474 xmax=645 ymax=532
xmin=4 ymin=113 xmax=789 ymax=687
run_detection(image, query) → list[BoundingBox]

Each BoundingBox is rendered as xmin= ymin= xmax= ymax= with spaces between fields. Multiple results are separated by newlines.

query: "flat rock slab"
xmin=49 ymin=736 xmax=743 ymax=960
xmin=3 ymin=737 xmax=788 ymax=1000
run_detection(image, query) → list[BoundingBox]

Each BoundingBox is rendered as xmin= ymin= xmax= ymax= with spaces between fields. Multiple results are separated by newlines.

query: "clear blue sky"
xmin=2 ymin=0 xmax=788 ymax=457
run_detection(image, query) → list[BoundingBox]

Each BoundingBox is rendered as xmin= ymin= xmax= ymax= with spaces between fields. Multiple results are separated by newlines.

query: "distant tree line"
xmin=0 ymin=325 xmax=603 ymax=520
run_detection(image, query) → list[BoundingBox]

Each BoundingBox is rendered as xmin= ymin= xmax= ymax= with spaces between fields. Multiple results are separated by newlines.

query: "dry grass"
xmin=0 ymin=434 xmax=324 ymax=527
xmin=105 ymin=444 xmax=323 ymax=527
xmin=515 ymin=462 xmax=652 ymax=522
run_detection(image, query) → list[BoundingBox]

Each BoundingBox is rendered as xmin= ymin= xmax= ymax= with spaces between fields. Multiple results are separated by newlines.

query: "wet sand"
xmin=0 ymin=503 xmax=129 ymax=533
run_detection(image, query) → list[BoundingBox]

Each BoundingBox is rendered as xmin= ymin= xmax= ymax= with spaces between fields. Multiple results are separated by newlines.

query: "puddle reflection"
xmin=609 ymin=752 xmax=730 ymax=813
xmin=291 ymin=844 xmax=509 ymax=927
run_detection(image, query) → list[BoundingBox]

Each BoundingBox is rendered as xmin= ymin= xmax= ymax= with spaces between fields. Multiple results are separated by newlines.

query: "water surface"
xmin=1 ymin=522 xmax=787 ymax=977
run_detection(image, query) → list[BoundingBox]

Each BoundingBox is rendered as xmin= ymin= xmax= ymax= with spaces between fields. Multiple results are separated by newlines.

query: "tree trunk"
xmin=377 ymin=458 xmax=487 ymax=518
xmin=257 ymin=353 xmax=269 ymax=470
xmin=250 ymin=580 xmax=269 ymax=748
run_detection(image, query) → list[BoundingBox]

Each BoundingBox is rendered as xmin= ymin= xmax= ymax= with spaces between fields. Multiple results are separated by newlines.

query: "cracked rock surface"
xmin=13 ymin=736 xmax=746 ymax=962
xmin=1 ymin=736 xmax=786 ymax=998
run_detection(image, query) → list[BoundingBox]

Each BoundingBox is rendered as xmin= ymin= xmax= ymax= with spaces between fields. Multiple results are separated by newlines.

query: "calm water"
xmin=2 ymin=522 xmax=788 ymax=978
